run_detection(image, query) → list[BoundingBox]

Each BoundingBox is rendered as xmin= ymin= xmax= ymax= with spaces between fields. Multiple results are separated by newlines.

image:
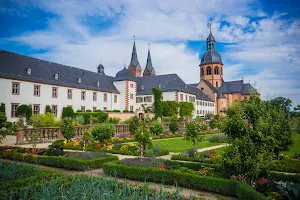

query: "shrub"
xmin=112 ymin=110 xmax=121 ymax=112
xmin=91 ymin=123 xmax=115 ymax=143
xmin=45 ymin=105 xmax=51 ymax=113
xmin=169 ymin=116 xmax=179 ymax=134
xmin=207 ymin=135 xmax=227 ymax=143
xmin=61 ymin=106 xmax=75 ymax=119
xmin=0 ymin=103 xmax=5 ymax=113
xmin=60 ymin=118 xmax=75 ymax=141
xmin=107 ymin=117 xmax=121 ymax=124
xmin=0 ymin=112 xmax=7 ymax=128
xmin=150 ymin=121 xmax=164 ymax=135
xmin=128 ymin=116 xmax=139 ymax=134
xmin=86 ymin=109 xmax=92 ymax=112
xmin=122 ymin=110 xmax=129 ymax=113
xmin=16 ymin=104 xmax=32 ymax=120
xmin=75 ymin=111 xmax=108 ymax=124
xmin=75 ymin=115 xmax=85 ymax=125
xmin=179 ymin=102 xmax=194 ymax=118
xmin=28 ymin=113 xmax=58 ymax=127
xmin=44 ymin=143 xmax=64 ymax=156
xmin=162 ymin=101 xmax=179 ymax=117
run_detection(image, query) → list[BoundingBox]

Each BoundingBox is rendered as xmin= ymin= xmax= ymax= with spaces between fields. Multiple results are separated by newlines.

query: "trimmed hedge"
xmin=269 ymin=172 xmax=300 ymax=184
xmin=0 ymin=151 xmax=118 ymax=171
xmin=272 ymin=159 xmax=300 ymax=173
xmin=171 ymin=154 xmax=218 ymax=164
xmin=103 ymin=160 xmax=266 ymax=200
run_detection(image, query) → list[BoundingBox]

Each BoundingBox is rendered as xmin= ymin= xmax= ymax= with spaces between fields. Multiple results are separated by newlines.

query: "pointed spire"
xmin=146 ymin=44 xmax=153 ymax=72
xmin=130 ymin=35 xmax=139 ymax=67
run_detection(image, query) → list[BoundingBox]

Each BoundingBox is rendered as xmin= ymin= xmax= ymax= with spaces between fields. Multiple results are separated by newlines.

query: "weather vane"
xmin=210 ymin=23 xmax=212 ymax=31
xmin=148 ymin=43 xmax=150 ymax=50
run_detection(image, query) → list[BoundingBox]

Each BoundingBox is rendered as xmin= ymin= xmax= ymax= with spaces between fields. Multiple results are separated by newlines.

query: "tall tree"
xmin=152 ymin=88 xmax=163 ymax=119
xmin=269 ymin=97 xmax=292 ymax=113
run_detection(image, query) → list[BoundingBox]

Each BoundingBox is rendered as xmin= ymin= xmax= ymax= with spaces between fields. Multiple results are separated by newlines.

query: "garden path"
xmin=1 ymin=159 xmax=236 ymax=200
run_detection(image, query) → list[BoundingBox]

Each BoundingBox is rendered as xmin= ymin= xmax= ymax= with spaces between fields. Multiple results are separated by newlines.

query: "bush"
xmin=128 ymin=116 xmax=139 ymax=134
xmin=91 ymin=123 xmax=115 ymax=143
xmin=45 ymin=105 xmax=51 ymax=113
xmin=107 ymin=117 xmax=121 ymax=124
xmin=162 ymin=101 xmax=179 ymax=117
xmin=122 ymin=110 xmax=129 ymax=113
xmin=75 ymin=115 xmax=85 ymax=125
xmin=103 ymin=161 xmax=266 ymax=199
xmin=0 ymin=151 xmax=118 ymax=171
xmin=61 ymin=106 xmax=75 ymax=119
xmin=272 ymin=159 xmax=300 ymax=173
xmin=75 ymin=111 xmax=108 ymax=124
xmin=16 ymin=104 xmax=32 ymax=120
xmin=169 ymin=116 xmax=179 ymax=134
xmin=60 ymin=118 xmax=75 ymax=141
xmin=44 ymin=143 xmax=64 ymax=156
xmin=207 ymin=135 xmax=227 ymax=143
xmin=86 ymin=109 xmax=92 ymax=112
xmin=28 ymin=113 xmax=59 ymax=127
xmin=0 ymin=103 xmax=5 ymax=113
xmin=0 ymin=112 xmax=7 ymax=127
xmin=150 ymin=121 xmax=164 ymax=135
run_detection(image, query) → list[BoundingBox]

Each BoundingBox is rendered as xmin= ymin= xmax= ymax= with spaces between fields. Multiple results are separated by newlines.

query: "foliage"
xmin=209 ymin=115 xmax=224 ymax=129
xmin=28 ymin=112 xmax=59 ymax=127
xmin=45 ymin=105 xmax=51 ymax=113
xmin=152 ymin=88 xmax=163 ymax=119
xmin=16 ymin=104 xmax=32 ymax=120
xmin=76 ymin=111 xmax=108 ymax=124
xmin=91 ymin=123 xmax=115 ymax=143
xmin=0 ymin=151 xmax=118 ymax=171
xmin=127 ymin=115 xmax=140 ymax=134
xmin=59 ymin=117 xmax=75 ymax=141
xmin=82 ymin=130 xmax=94 ymax=151
xmin=204 ymin=113 xmax=214 ymax=120
xmin=185 ymin=121 xmax=207 ymax=149
xmin=169 ymin=116 xmax=179 ymax=134
xmin=269 ymin=96 xmax=292 ymax=113
xmin=179 ymin=102 xmax=194 ymax=118
xmin=75 ymin=115 xmax=85 ymax=125
xmin=272 ymin=158 xmax=300 ymax=173
xmin=86 ymin=109 xmax=92 ymax=112
xmin=27 ymin=131 xmax=41 ymax=150
xmin=0 ymin=103 xmax=5 ymax=113
xmin=207 ymin=135 xmax=227 ymax=143
xmin=0 ymin=112 xmax=7 ymax=128
xmin=107 ymin=117 xmax=121 ymax=124
xmin=162 ymin=101 xmax=179 ymax=117
xmin=150 ymin=121 xmax=164 ymax=135
xmin=61 ymin=106 xmax=75 ymax=119
xmin=44 ymin=143 xmax=64 ymax=156
xmin=134 ymin=122 xmax=153 ymax=158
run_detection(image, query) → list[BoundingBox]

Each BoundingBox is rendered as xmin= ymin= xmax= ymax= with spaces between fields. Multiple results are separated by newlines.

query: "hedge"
xmin=171 ymin=154 xmax=218 ymax=164
xmin=103 ymin=161 xmax=266 ymax=200
xmin=0 ymin=151 xmax=118 ymax=171
xmin=269 ymin=172 xmax=300 ymax=184
xmin=272 ymin=159 xmax=300 ymax=173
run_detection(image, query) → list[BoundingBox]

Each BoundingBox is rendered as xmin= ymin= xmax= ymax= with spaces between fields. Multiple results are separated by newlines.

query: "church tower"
xmin=128 ymin=36 xmax=142 ymax=77
xmin=199 ymin=25 xmax=223 ymax=88
xmin=143 ymin=44 xmax=156 ymax=76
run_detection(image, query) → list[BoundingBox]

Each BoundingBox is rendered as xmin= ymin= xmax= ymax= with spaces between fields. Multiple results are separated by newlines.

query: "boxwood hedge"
xmin=0 ymin=151 xmax=118 ymax=171
xmin=103 ymin=160 xmax=266 ymax=200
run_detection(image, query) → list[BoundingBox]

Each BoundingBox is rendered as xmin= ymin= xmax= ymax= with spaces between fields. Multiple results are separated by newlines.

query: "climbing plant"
xmin=152 ymin=88 xmax=163 ymax=119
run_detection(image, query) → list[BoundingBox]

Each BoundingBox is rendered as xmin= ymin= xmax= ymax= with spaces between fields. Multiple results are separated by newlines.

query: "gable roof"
xmin=217 ymin=80 xmax=255 ymax=97
xmin=201 ymin=79 xmax=218 ymax=92
xmin=0 ymin=50 xmax=119 ymax=93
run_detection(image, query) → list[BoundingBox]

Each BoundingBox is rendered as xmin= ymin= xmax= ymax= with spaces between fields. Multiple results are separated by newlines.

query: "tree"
xmin=204 ymin=113 xmax=214 ymax=120
xmin=127 ymin=116 xmax=140 ymax=134
xmin=179 ymin=102 xmax=194 ymax=118
xmin=152 ymin=88 xmax=163 ymax=119
xmin=91 ymin=123 xmax=115 ymax=144
xmin=150 ymin=121 xmax=164 ymax=135
xmin=45 ymin=105 xmax=51 ymax=113
xmin=169 ymin=116 xmax=179 ymax=134
xmin=185 ymin=121 xmax=207 ymax=153
xmin=162 ymin=101 xmax=179 ymax=117
xmin=134 ymin=121 xmax=152 ymax=159
xmin=60 ymin=118 xmax=75 ymax=141
xmin=0 ymin=103 xmax=5 ymax=113
xmin=82 ymin=130 xmax=94 ymax=151
xmin=61 ymin=106 xmax=75 ymax=119
xmin=16 ymin=104 xmax=32 ymax=120
xmin=269 ymin=96 xmax=292 ymax=113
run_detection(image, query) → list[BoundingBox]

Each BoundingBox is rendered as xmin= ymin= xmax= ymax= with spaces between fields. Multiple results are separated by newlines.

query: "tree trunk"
xmin=140 ymin=144 xmax=144 ymax=161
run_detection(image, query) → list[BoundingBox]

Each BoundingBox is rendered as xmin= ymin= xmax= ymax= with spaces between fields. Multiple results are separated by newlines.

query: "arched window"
xmin=214 ymin=66 xmax=219 ymax=75
xmin=201 ymin=68 xmax=204 ymax=76
xmin=206 ymin=66 xmax=211 ymax=75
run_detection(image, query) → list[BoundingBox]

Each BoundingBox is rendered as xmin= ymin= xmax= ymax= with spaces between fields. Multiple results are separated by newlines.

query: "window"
xmin=206 ymin=66 xmax=211 ymax=75
xmin=33 ymin=104 xmax=40 ymax=115
xmin=130 ymin=93 xmax=134 ymax=99
xmin=52 ymin=105 xmax=58 ymax=117
xmin=104 ymin=93 xmax=107 ymax=102
xmin=130 ymin=106 xmax=134 ymax=111
xmin=197 ymin=110 xmax=199 ymax=114
xmin=146 ymin=96 xmax=152 ymax=103
xmin=185 ymin=95 xmax=187 ymax=102
xmin=180 ymin=94 xmax=183 ymax=101
xmin=114 ymin=95 xmax=117 ymax=103
xmin=11 ymin=103 xmax=19 ymax=118
xmin=33 ymin=85 xmax=40 ymax=96
xmin=189 ymin=96 xmax=191 ymax=102
xmin=93 ymin=92 xmax=97 ymax=101
xmin=67 ymin=89 xmax=72 ymax=99
xmin=81 ymin=106 xmax=85 ymax=112
xmin=214 ymin=66 xmax=219 ymax=75
xmin=81 ymin=91 xmax=86 ymax=100
xmin=52 ymin=87 xmax=58 ymax=98
xmin=244 ymin=97 xmax=247 ymax=100
xmin=216 ymin=82 xmax=219 ymax=88
xmin=103 ymin=107 xmax=107 ymax=111
xmin=12 ymin=82 xmax=20 ymax=95
xmin=130 ymin=83 xmax=134 ymax=88
xmin=201 ymin=68 xmax=204 ymax=76
xmin=93 ymin=107 xmax=97 ymax=111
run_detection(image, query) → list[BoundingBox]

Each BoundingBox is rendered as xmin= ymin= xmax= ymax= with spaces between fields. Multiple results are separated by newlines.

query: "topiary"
xmin=150 ymin=121 xmax=164 ymax=135
xmin=61 ymin=106 xmax=75 ymax=119
xmin=0 ymin=103 xmax=5 ymax=113
xmin=91 ymin=123 xmax=115 ymax=143
xmin=169 ymin=116 xmax=179 ymax=134
xmin=16 ymin=104 xmax=32 ymax=120
xmin=86 ymin=109 xmax=92 ymax=113
xmin=45 ymin=105 xmax=51 ymax=113
xmin=60 ymin=118 xmax=75 ymax=141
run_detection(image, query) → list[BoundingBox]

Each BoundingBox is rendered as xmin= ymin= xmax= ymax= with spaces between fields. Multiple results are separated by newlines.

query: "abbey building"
xmin=0 ymin=31 xmax=255 ymax=122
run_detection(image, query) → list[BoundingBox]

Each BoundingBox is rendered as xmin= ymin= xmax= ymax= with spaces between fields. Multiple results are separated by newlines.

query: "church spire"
xmin=130 ymin=35 xmax=139 ymax=67
xmin=128 ymin=35 xmax=142 ymax=77
xmin=206 ymin=24 xmax=216 ymax=50
xmin=143 ymin=43 xmax=156 ymax=76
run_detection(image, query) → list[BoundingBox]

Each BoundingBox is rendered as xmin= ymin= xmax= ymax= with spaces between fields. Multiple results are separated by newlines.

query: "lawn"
xmin=152 ymin=137 xmax=220 ymax=152
xmin=282 ymin=134 xmax=300 ymax=157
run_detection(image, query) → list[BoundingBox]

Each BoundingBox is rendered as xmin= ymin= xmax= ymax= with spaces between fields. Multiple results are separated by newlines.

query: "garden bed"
xmin=0 ymin=149 xmax=118 ymax=171
xmin=103 ymin=159 xmax=265 ymax=200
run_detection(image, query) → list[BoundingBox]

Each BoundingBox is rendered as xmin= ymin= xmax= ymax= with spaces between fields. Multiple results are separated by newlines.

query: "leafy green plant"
xmin=61 ymin=106 xmax=75 ymax=118
xmin=60 ymin=117 xmax=75 ymax=141
xmin=44 ymin=143 xmax=64 ymax=156
xmin=128 ymin=116 xmax=140 ymax=134
xmin=91 ymin=123 xmax=115 ymax=143
xmin=169 ymin=116 xmax=179 ymax=134
xmin=134 ymin=122 xmax=153 ymax=159
xmin=82 ymin=130 xmax=94 ymax=151
xmin=75 ymin=115 xmax=85 ymax=125
xmin=162 ymin=101 xmax=179 ymax=117
xmin=16 ymin=104 xmax=32 ymax=120
xmin=45 ymin=105 xmax=51 ymax=113
xmin=185 ymin=121 xmax=207 ymax=150
xmin=179 ymin=102 xmax=194 ymax=118
xmin=107 ymin=117 xmax=121 ymax=124
xmin=152 ymin=88 xmax=163 ymax=119
xmin=28 ymin=113 xmax=59 ymax=127
xmin=150 ymin=121 xmax=164 ymax=135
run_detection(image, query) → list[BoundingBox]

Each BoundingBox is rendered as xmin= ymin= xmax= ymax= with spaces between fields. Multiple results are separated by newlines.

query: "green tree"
xmin=45 ymin=105 xmax=51 ymax=113
xmin=127 ymin=116 xmax=140 ymax=134
xmin=91 ymin=123 xmax=115 ymax=144
xmin=150 ymin=121 xmax=164 ymax=135
xmin=16 ymin=104 xmax=32 ymax=120
xmin=179 ymin=102 xmax=194 ymax=118
xmin=185 ymin=121 xmax=207 ymax=152
xmin=0 ymin=112 xmax=7 ymax=128
xmin=152 ymin=88 xmax=163 ymax=119
xmin=134 ymin=121 xmax=152 ymax=159
xmin=0 ymin=103 xmax=5 ymax=113
xmin=162 ymin=101 xmax=179 ymax=117
xmin=61 ymin=106 xmax=75 ymax=119
xmin=82 ymin=130 xmax=94 ymax=151
xmin=60 ymin=118 xmax=75 ymax=141
xmin=169 ymin=116 xmax=179 ymax=134
xmin=269 ymin=96 xmax=292 ymax=113
xmin=204 ymin=113 xmax=214 ymax=120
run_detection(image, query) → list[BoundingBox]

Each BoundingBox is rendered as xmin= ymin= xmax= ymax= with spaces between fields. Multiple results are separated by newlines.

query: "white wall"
xmin=0 ymin=78 xmax=119 ymax=122
xmin=113 ymin=81 xmax=126 ymax=111
xmin=127 ymin=81 xmax=137 ymax=111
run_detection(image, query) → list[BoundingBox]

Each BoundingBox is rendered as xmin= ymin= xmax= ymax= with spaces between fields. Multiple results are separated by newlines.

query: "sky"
xmin=0 ymin=0 xmax=300 ymax=106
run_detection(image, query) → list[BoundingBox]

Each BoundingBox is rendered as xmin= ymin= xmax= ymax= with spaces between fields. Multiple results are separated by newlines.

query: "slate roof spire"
xmin=143 ymin=43 xmax=156 ymax=76
xmin=130 ymin=35 xmax=139 ymax=67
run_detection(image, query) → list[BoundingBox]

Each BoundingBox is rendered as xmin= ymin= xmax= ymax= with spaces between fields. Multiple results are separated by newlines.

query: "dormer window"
xmin=97 ymin=81 xmax=100 ymax=87
xmin=141 ymin=85 xmax=144 ymax=90
xmin=54 ymin=74 xmax=59 ymax=80
xmin=26 ymin=68 xmax=31 ymax=75
xmin=77 ymin=78 xmax=81 ymax=84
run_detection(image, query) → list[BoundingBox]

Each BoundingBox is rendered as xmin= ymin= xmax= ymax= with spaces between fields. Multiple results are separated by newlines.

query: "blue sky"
xmin=0 ymin=0 xmax=300 ymax=106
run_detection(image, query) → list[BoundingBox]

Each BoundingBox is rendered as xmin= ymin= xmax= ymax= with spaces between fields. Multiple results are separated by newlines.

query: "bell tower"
xmin=128 ymin=36 xmax=142 ymax=77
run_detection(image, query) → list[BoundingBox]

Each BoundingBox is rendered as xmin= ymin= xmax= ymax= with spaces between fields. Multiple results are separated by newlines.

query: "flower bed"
xmin=272 ymin=158 xmax=300 ymax=173
xmin=0 ymin=150 xmax=118 ymax=171
xmin=171 ymin=149 xmax=221 ymax=164
xmin=103 ymin=160 xmax=266 ymax=200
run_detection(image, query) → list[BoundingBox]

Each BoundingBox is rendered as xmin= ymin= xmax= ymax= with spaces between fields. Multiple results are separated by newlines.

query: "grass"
xmin=152 ymin=137 xmax=220 ymax=152
xmin=282 ymin=134 xmax=300 ymax=157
